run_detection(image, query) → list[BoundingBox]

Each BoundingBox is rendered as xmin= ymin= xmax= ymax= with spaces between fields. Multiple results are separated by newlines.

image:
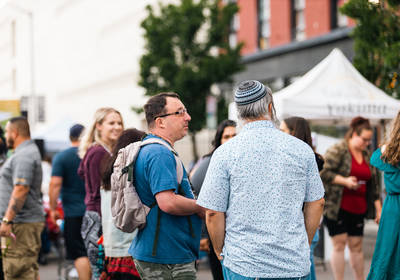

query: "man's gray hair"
xmin=236 ymin=86 xmax=277 ymax=122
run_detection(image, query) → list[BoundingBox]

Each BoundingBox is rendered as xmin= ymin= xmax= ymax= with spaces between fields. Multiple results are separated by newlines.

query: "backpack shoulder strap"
xmin=174 ymin=157 xmax=183 ymax=185
xmin=140 ymin=138 xmax=184 ymax=184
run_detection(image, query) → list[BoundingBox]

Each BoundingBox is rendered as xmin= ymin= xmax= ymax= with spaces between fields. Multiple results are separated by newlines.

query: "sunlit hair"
xmin=78 ymin=107 xmax=123 ymax=158
xmin=283 ymin=116 xmax=313 ymax=149
xmin=345 ymin=116 xmax=372 ymax=141
xmin=382 ymin=111 xmax=400 ymax=166
xmin=236 ymin=86 xmax=277 ymax=123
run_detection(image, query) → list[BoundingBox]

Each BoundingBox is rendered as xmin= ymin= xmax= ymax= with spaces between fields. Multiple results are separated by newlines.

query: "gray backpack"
xmin=110 ymin=138 xmax=193 ymax=256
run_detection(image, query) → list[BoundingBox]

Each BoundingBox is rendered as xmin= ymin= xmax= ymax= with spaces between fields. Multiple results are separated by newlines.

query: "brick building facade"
xmin=224 ymin=0 xmax=356 ymax=92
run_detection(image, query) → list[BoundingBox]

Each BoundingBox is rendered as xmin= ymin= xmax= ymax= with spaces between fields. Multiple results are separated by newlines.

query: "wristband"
xmin=2 ymin=218 xmax=13 ymax=225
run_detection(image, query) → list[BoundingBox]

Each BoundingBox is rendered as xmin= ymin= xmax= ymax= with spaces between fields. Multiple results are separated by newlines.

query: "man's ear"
xmin=268 ymin=103 xmax=272 ymax=117
xmin=10 ymin=125 xmax=18 ymax=139
xmin=155 ymin=117 xmax=165 ymax=129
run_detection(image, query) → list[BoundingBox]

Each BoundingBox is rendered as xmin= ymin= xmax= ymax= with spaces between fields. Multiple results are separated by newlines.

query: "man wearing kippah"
xmin=49 ymin=124 xmax=91 ymax=280
xmin=197 ymin=80 xmax=325 ymax=279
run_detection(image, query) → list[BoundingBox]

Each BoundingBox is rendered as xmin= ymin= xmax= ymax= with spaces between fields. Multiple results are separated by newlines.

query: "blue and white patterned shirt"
xmin=197 ymin=120 xmax=324 ymax=278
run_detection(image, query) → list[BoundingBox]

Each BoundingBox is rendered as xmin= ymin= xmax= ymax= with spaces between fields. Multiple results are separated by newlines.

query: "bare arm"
xmin=49 ymin=176 xmax=62 ymax=211
xmin=49 ymin=176 xmax=63 ymax=223
xmin=332 ymin=175 xmax=358 ymax=189
xmin=303 ymin=198 xmax=325 ymax=245
xmin=374 ymin=199 xmax=382 ymax=224
xmin=4 ymin=184 xmax=30 ymax=222
xmin=155 ymin=190 xmax=205 ymax=217
xmin=206 ymin=210 xmax=225 ymax=260
xmin=0 ymin=184 xmax=31 ymax=237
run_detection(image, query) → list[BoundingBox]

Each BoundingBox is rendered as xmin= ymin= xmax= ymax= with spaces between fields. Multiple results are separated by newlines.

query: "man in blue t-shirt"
xmin=49 ymin=124 xmax=91 ymax=280
xmin=129 ymin=92 xmax=203 ymax=280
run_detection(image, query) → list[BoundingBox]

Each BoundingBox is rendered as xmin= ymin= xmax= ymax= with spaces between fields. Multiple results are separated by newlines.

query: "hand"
xmin=0 ymin=223 xmax=12 ymax=237
xmin=375 ymin=209 xmax=382 ymax=225
xmin=345 ymin=176 xmax=359 ymax=190
xmin=196 ymin=206 xmax=206 ymax=220
xmin=50 ymin=209 xmax=60 ymax=225
xmin=199 ymin=238 xmax=210 ymax=252
xmin=215 ymin=250 xmax=223 ymax=261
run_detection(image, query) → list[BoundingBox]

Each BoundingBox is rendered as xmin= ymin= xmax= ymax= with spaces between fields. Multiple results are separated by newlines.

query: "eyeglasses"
xmin=154 ymin=108 xmax=187 ymax=120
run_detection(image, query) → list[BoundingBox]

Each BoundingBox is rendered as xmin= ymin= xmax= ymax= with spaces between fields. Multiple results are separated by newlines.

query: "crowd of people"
xmin=0 ymin=79 xmax=398 ymax=280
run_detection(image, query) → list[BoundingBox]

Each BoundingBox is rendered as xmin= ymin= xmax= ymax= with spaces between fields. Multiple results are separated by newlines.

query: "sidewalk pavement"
xmin=39 ymin=221 xmax=379 ymax=280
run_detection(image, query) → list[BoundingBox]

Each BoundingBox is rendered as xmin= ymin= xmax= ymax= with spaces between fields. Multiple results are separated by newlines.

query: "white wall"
xmin=34 ymin=0 xmax=161 ymax=130
xmin=0 ymin=0 xmax=213 ymax=166
xmin=0 ymin=0 xmax=178 ymax=130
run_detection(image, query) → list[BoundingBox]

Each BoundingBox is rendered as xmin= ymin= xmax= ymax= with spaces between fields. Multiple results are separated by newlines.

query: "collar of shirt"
xmin=14 ymin=139 xmax=34 ymax=154
xmin=241 ymin=120 xmax=275 ymax=132
xmin=147 ymin=134 xmax=173 ymax=148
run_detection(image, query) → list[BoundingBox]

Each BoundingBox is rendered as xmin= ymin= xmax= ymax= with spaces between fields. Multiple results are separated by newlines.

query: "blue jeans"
xmin=222 ymin=265 xmax=309 ymax=280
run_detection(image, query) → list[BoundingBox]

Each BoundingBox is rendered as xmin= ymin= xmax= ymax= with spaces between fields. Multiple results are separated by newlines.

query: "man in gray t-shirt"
xmin=0 ymin=117 xmax=45 ymax=280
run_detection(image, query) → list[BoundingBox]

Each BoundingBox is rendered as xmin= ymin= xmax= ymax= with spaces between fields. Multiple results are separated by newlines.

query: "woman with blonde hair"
xmin=367 ymin=111 xmax=400 ymax=279
xmin=321 ymin=117 xmax=382 ymax=280
xmin=78 ymin=107 xmax=124 ymax=279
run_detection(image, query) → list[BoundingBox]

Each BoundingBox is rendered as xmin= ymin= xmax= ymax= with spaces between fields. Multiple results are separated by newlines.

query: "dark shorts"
xmin=324 ymin=209 xmax=365 ymax=237
xmin=64 ymin=216 xmax=87 ymax=260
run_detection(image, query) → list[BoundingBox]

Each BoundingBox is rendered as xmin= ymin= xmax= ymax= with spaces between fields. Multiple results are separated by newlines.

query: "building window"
xmin=11 ymin=20 xmax=16 ymax=57
xmin=291 ymin=0 xmax=306 ymax=41
xmin=12 ymin=68 xmax=16 ymax=93
xmin=225 ymin=0 xmax=239 ymax=48
xmin=258 ymin=0 xmax=270 ymax=50
xmin=20 ymin=96 xmax=46 ymax=122
xmin=330 ymin=0 xmax=338 ymax=29
xmin=337 ymin=6 xmax=348 ymax=27
xmin=37 ymin=96 xmax=45 ymax=122
xmin=20 ymin=96 xmax=29 ymax=116
xmin=229 ymin=13 xmax=239 ymax=48
xmin=331 ymin=0 xmax=348 ymax=29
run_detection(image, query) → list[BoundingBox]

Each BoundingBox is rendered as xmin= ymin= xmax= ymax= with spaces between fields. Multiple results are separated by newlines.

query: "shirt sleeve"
xmin=371 ymin=148 xmax=400 ymax=186
xmin=12 ymin=156 xmax=37 ymax=186
xmin=87 ymin=149 xmax=108 ymax=195
xmin=146 ymin=148 xmax=178 ymax=195
xmin=51 ymin=153 xmax=63 ymax=177
xmin=304 ymin=152 xmax=325 ymax=202
xmin=320 ymin=143 xmax=343 ymax=184
xmin=196 ymin=150 xmax=230 ymax=212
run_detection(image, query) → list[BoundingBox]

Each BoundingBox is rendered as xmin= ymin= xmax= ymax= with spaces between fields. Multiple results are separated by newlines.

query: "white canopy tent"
xmin=271 ymin=48 xmax=395 ymax=262
xmin=32 ymin=117 xmax=77 ymax=154
xmin=273 ymin=48 xmax=400 ymax=124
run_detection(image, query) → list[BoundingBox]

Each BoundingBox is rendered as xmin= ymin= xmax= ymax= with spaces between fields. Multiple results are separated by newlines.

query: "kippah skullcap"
xmin=234 ymin=80 xmax=267 ymax=106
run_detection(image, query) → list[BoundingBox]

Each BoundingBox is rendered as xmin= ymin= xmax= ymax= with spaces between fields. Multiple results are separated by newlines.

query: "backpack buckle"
xmin=122 ymin=166 xmax=129 ymax=174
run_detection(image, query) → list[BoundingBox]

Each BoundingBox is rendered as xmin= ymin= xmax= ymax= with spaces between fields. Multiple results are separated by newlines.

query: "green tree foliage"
xmin=340 ymin=0 xmax=400 ymax=98
xmin=139 ymin=0 xmax=243 ymax=159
